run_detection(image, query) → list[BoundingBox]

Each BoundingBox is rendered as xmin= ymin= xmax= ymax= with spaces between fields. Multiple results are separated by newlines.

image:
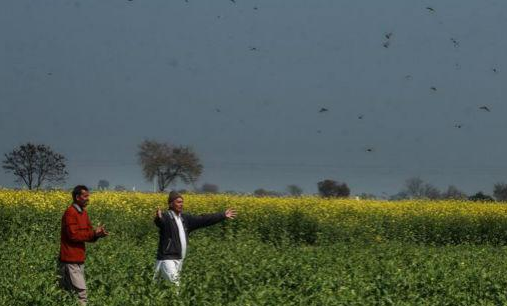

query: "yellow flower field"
xmin=1 ymin=189 xmax=507 ymax=245
xmin=1 ymin=189 xmax=506 ymax=218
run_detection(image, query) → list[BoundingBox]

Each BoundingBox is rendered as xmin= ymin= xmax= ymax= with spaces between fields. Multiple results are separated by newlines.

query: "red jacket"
xmin=59 ymin=204 xmax=97 ymax=263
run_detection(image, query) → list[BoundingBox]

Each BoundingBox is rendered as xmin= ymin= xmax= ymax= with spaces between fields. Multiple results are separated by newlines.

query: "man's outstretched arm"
xmin=186 ymin=208 xmax=237 ymax=232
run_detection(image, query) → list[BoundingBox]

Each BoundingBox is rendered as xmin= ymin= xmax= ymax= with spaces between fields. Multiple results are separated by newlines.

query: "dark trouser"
xmin=59 ymin=262 xmax=87 ymax=305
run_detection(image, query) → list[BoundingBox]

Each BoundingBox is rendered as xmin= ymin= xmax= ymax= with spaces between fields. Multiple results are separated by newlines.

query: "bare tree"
xmin=138 ymin=140 xmax=203 ymax=192
xmin=442 ymin=185 xmax=467 ymax=200
xmin=401 ymin=177 xmax=441 ymax=199
xmin=404 ymin=177 xmax=425 ymax=198
xmin=2 ymin=143 xmax=67 ymax=190
xmin=422 ymin=184 xmax=441 ymax=200
xmin=138 ymin=140 xmax=171 ymax=191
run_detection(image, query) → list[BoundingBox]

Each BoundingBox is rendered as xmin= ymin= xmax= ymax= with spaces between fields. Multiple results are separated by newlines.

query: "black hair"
xmin=72 ymin=185 xmax=89 ymax=202
xmin=168 ymin=191 xmax=183 ymax=204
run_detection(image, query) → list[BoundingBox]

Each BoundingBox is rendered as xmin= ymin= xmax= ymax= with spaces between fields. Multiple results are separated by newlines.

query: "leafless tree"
xmin=442 ymin=185 xmax=467 ymax=200
xmin=404 ymin=177 xmax=425 ymax=198
xmin=2 ymin=143 xmax=67 ymax=190
xmin=138 ymin=140 xmax=203 ymax=192
xmin=398 ymin=177 xmax=442 ymax=200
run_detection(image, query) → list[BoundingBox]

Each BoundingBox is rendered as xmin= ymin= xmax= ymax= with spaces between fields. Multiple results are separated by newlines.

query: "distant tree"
xmin=399 ymin=177 xmax=441 ymax=199
xmin=253 ymin=188 xmax=281 ymax=197
xmin=98 ymin=179 xmax=110 ymax=190
xmin=389 ymin=191 xmax=409 ymax=201
xmin=286 ymin=184 xmax=303 ymax=197
xmin=404 ymin=177 xmax=425 ymax=198
xmin=177 ymin=189 xmax=188 ymax=194
xmin=493 ymin=183 xmax=507 ymax=201
xmin=317 ymin=179 xmax=350 ymax=198
xmin=468 ymin=191 xmax=495 ymax=202
xmin=253 ymin=188 xmax=268 ymax=197
xmin=114 ymin=185 xmax=126 ymax=191
xmin=358 ymin=193 xmax=377 ymax=200
xmin=138 ymin=140 xmax=203 ymax=192
xmin=201 ymin=183 xmax=219 ymax=194
xmin=422 ymin=184 xmax=441 ymax=200
xmin=441 ymin=185 xmax=467 ymax=200
xmin=2 ymin=143 xmax=68 ymax=190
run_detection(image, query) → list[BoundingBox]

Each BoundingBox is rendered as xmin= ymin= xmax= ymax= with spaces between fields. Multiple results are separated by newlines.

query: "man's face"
xmin=76 ymin=190 xmax=90 ymax=207
xmin=170 ymin=197 xmax=184 ymax=214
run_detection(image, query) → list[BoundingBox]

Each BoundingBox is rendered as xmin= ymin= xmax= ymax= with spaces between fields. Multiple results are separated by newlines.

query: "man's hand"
xmin=225 ymin=208 xmax=237 ymax=219
xmin=156 ymin=207 xmax=162 ymax=219
xmin=94 ymin=223 xmax=109 ymax=238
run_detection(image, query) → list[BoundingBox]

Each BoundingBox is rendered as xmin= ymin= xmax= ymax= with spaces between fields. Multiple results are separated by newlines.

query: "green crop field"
xmin=2 ymin=190 xmax=507 ymax=305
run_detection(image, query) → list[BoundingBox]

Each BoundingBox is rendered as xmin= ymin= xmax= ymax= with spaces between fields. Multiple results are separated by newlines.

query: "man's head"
xmin=72 ymin=185 xmax=90 ymax=208
xmin=168 ymin=191 xmax=183 ymax=214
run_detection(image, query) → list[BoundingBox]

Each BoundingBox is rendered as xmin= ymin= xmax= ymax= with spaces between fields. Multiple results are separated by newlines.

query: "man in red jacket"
xmin=59 ymin=185 xmax=108 ymax=305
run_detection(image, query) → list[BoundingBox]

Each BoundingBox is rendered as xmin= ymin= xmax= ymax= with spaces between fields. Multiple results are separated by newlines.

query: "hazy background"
xmin=1 ymin=0 xmax=507 ymax=195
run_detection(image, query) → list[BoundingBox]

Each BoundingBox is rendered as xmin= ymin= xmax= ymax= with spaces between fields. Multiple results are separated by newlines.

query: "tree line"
xmin=3 ymin=141 xmax=507 ymax=201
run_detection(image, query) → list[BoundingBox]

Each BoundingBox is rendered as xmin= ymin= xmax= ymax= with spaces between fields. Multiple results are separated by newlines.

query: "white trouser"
xmin=153 ymin=259 xmax=184 ymax=285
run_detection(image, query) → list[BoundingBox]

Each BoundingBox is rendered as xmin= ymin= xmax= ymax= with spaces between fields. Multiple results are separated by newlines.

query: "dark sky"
xmin=1 ymin=0 xmax=507 ymax=195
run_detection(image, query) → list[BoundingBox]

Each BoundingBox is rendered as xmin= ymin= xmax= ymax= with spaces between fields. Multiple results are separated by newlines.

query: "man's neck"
xmin=170 ymin=209 xmax=181 ymax=217
xmin=72 ymin=203 xmax=83 ymax=213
